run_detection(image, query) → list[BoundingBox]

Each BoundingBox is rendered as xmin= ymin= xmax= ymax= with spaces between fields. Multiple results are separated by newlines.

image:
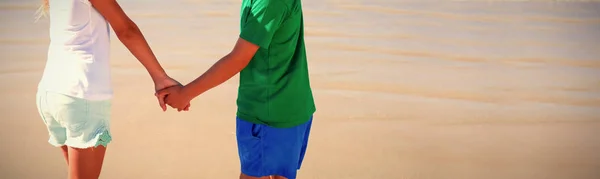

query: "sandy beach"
xmin=1 ymin=0 xmax=600 ymax=178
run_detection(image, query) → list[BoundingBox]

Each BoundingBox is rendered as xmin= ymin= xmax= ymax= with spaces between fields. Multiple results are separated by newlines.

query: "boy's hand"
xmin=156 ymin=86 xmax=192 ymax=112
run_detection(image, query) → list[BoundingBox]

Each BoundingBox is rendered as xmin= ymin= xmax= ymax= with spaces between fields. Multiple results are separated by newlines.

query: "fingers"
xmin=168 ymin=102 xmax=190 ymax=112
xmin=164 ymin=96 xmax=189 ymax=112
xmin=155 ymin=86 xmax=177 ymax=112
xmin=174 ymin=103 xmax=189 ymax=112
xmin=155 ymin=86 xmax=192 ymax=112
xmin=154 ymin=76 xmax=183 ymax=92
xmin=155 ymin=85 xmax=178 ymax=95
xmin=156 ymin=93 xmax=168 ymax=111
xmin=181 ymin=104 xmax=190 ymax=112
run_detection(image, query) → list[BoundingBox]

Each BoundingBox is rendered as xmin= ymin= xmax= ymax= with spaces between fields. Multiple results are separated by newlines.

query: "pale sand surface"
xmin=1 ymin=0 xmax=600 ymax=178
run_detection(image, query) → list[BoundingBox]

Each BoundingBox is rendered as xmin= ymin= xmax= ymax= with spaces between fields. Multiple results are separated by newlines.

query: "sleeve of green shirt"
xmin=239 ymin=0 xmax=288 ymax=49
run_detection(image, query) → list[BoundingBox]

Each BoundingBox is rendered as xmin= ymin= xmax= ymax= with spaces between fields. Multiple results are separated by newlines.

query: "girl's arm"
xmin=90 ymin=0 xmax=182 ymax=111
xmin=89 ymin=0 xmax=176 ymax=88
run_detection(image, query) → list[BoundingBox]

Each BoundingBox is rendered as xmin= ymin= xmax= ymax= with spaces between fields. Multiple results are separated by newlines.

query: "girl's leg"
xmin=37 ymin=91 xmax=71 ymax=165
xmin=61 ymin=145 xmax=69 ymax=165
xmin=38 ymin=92 xmax=112 ymax=179
xmin=68 ymin=146 xmax=107 ymax=179
xmin=43 ymin=92 xmax=112 ymax=179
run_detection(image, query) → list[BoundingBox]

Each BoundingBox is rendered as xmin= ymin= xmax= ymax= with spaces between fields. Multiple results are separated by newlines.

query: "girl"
xmin=36 ymin=0 xmax=184 ymax=178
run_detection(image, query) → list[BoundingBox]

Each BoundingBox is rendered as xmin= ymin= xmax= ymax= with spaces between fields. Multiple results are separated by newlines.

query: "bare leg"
xmin=68 ymin=146 xmax=107 ymax=179
xmin=273 ymin=176 xmax=287 ymax=179
xmin=61 ymin=145 xmax=69 ymax=165
xmin=239 ymin=173 xmax=271 ymax=179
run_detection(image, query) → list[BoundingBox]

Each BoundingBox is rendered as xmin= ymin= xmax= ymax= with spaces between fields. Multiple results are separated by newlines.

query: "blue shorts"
xmin=236 ymin=117 xmax=313 ymax=179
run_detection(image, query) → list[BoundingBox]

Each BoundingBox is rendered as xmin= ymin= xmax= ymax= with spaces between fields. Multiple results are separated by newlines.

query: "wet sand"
xmin=1 ymin=0 xmax=599 ymax=178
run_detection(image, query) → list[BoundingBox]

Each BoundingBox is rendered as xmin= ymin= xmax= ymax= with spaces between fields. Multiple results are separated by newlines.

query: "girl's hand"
xmin=154 ymin=76 xmax=180 ymax=92
xmin=153 ymin=76 xmax=181 ymax=111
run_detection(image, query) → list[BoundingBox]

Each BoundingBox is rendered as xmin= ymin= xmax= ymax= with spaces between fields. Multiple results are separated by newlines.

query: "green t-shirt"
xmin=237 ymin=0 xmax=315 ymax=128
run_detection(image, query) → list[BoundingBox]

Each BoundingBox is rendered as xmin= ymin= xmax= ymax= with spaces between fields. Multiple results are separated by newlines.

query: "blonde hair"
xmin=35 ymin=0 xmax=49 ymax=22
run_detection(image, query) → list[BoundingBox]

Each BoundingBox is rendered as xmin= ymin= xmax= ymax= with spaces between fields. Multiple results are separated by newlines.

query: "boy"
xmin=156 ymin=0 xmax=315 ymax=178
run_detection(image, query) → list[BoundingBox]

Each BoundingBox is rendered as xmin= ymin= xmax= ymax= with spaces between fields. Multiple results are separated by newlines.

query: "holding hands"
xmin=153 ymin=76 xmax=192 ymax=112
xmin=155 ymin=82 xmax=193 ymax=112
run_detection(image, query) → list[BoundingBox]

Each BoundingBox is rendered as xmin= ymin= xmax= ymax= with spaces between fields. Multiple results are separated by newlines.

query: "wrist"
xmin=180 ymin=85 xmax=198 ymax=101
xmin=150 ymin=71 xmax=169 ymax=82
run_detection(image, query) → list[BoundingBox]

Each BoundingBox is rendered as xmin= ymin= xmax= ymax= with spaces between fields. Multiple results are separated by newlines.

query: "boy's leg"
xmin=238 ymin=174 xmax=288 ymax=179
xmin=239 ymin=173 xmax=271 ymax=179
xmin=236 ymin=117 xmax=313 ymax=179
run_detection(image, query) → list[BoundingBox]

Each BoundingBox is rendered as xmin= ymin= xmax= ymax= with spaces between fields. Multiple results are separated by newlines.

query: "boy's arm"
xmin=181 ymin=0 xmax=286 ymax=99
xmin=159 ymin=0 xmax=286 ymax=110
xmin=181 ymin=38 xmax=259 ymax=99
xmin=156 ymin=38 xmax=259 ymax=110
